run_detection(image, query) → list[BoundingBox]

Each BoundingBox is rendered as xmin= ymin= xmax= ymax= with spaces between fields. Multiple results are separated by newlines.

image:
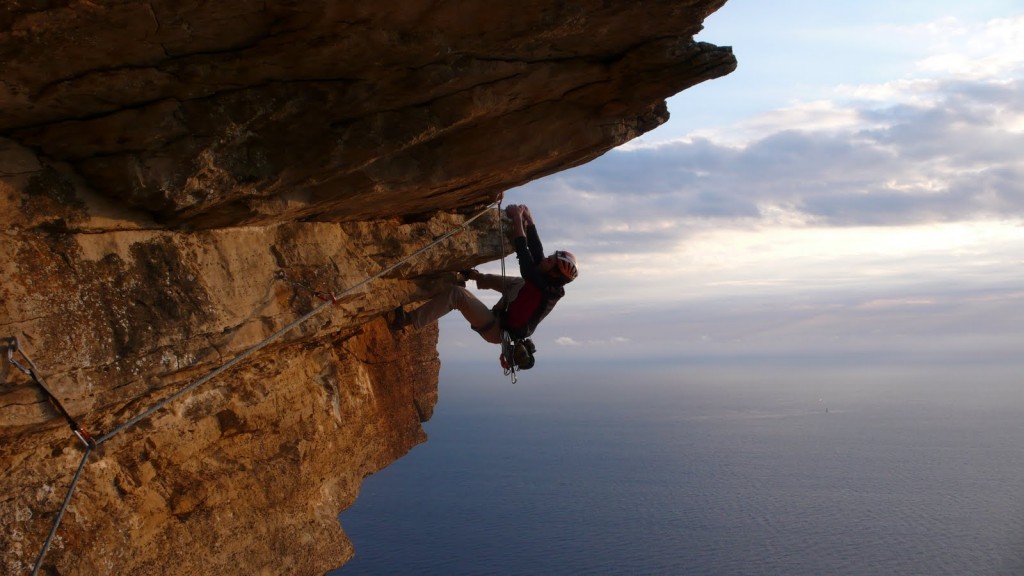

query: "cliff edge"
xmin=0 ymin=2 xmax=736 ymax=574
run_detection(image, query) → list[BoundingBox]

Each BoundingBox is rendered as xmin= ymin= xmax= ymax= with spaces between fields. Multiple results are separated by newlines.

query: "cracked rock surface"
xmin=1 ymin=1 xmax=735 ymax=574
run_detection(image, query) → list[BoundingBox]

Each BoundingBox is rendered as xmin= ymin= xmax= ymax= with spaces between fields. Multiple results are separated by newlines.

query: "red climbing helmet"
xmin=554 ymin=250 xmax=578 ymax=282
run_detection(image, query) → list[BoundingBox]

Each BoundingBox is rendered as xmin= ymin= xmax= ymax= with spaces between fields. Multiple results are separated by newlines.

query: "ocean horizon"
xmin=333 ymin=359 xmax=1024 ymax=575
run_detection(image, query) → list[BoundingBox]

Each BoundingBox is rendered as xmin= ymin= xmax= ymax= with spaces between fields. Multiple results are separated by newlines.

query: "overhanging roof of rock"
xmin=0 ymin=0 xmax=735 ymax=228
xmin=1 ymin=4 xmax=739 ymax=574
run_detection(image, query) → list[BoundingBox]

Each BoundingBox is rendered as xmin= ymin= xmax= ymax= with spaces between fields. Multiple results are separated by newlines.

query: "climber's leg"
xmin=406 ymin=286 xmax=501 ymax=343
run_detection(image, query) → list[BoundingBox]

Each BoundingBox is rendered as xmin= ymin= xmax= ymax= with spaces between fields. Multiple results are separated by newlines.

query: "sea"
xmin=332 ymin=359 xmax=1024 ymax=575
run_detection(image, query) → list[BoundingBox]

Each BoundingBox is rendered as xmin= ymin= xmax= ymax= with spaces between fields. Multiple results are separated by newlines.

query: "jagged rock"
xmin=0 ymin=1 xmax=735 ymax=574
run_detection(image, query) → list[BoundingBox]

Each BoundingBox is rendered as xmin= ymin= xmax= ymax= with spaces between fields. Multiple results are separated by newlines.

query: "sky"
xmin=438 ymin=0 xmax=1024 ymax=367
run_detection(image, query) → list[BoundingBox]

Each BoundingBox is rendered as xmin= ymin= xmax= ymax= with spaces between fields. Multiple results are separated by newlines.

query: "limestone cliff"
xmin=0 ymin=1 xmax=736 ymax=574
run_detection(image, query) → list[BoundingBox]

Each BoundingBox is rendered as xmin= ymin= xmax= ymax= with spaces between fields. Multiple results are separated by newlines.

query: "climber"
xmin=390 ymin=203 xmax=577 ymax=345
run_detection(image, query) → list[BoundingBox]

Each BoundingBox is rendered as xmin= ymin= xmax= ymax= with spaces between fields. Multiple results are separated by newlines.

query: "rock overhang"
xmin=0 ymin=2 xmax=735 ymax=574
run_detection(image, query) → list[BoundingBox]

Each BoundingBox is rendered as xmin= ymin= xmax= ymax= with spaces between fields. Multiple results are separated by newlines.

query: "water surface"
xmin=335 ymin=361 xmax=1024 ymax=575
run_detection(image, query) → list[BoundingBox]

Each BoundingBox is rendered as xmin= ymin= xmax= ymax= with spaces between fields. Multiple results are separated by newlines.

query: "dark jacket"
xmin=498 ymin=224 xmax=565 ymax=339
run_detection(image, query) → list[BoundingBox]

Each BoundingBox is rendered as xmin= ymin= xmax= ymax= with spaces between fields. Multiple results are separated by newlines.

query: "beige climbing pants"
xmin=408 ymin=286 xmax=504 ymax=343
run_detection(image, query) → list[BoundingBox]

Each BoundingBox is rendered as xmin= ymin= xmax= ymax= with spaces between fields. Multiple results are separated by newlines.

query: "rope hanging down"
xmin=6 ymin=202 xmax=497 ymax=575
xmin=494 ymin=200 xmax=520 ymax=385
xmin=494 ymin=201 xmax=536 ymax=385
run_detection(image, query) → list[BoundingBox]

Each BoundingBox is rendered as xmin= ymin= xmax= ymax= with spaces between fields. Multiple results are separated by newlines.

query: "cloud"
xmin=514 ymin=75 xmax=1024 ymax=255
xmin=901 ymin=15 xmax=1024 ymax=80
xmin=553 ymin=335 xmax=629 ymax=347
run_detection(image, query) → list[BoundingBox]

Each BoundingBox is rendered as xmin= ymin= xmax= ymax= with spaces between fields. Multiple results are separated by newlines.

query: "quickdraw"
xmin=6 ymin=337 xmax=96 ymax=448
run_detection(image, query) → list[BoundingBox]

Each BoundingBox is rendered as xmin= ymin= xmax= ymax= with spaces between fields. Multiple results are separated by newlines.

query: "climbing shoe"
xmin=389 ymin=306 xmax=409 ymax=331
xmin=456 ymin=269 xmax=478 ymax=286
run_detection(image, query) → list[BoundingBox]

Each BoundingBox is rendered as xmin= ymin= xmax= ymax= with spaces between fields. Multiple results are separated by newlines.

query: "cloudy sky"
xmin=439 ymin=0 xmax=1024 ymax=366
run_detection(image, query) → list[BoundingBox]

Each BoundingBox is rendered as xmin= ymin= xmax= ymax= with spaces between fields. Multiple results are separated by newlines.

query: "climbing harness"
xmin=4 ymin=201 xmax=497 ymax=575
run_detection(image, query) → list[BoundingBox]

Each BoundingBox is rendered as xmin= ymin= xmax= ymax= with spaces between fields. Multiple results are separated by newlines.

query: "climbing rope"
xmin=31 ymin=446 xmax=92 ymax=576
xmin=493 ymin=199 xmax=519 ymax=384
xmin=498 ymin=197 xmax=508 ymax=305
xmin=494 ymin=201 xmax=530 ymax=385
xmin=5 ymin=201 xmax=497 ymax=575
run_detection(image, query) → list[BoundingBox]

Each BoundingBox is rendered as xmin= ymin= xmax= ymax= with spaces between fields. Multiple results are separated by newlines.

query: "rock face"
xmin=0 ymin=1 xmax=735 ymax=574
